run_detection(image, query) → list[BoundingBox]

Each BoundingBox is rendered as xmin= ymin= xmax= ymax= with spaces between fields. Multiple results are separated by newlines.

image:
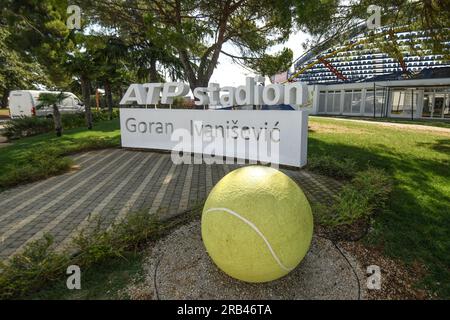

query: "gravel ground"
xmin=124 ymin=220 xmax=366 ymax=300
xmin=338 ymin=241 xmax=433 ymax=300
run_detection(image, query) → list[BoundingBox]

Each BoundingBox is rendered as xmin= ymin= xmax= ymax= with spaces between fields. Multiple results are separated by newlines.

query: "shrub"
xmin=315 ymin=167 xmax=392 ymax=226
xmin=3 ymin=110 xmax=119 ymax=139
xmin=3 ymin=116 xmax=53 ymax=139
xmin=0 ymin=235 xmax=69 ymax=299
xmin=0 ymin=206 xmax=202 ymax=299
xmin=307 ymin=154 xmax=357 ymax=180
xmin=61 ymin=113 xmax=86 ymax=128
xmin=92 ymin=109 xmax=120 ymax=122
xmin=352 ymin=167 xmax=392 ymax=206
xmin=71 ymin=212 xmax=163 ymax=267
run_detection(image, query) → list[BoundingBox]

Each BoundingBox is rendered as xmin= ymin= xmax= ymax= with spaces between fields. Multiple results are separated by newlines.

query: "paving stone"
xmin=0 ymin=149 xmax=342 ymax=259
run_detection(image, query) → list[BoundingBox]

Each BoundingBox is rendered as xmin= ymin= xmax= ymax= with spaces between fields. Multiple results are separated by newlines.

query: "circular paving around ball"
xmin=142 ymin=220 xmax=366 ymax=300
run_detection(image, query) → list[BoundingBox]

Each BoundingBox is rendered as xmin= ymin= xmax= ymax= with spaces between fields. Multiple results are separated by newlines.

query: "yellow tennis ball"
xmin=201 ymin=166 xmax=313 ymax=283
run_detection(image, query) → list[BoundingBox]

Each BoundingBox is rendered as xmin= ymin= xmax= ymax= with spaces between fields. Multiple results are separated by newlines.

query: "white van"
xmin=8 ymin=90 xmax=85 ymax=118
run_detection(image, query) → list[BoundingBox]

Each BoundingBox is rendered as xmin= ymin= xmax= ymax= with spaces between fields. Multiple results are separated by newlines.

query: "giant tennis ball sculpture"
xmin=201 ymin=166 xmax=313 ymax=283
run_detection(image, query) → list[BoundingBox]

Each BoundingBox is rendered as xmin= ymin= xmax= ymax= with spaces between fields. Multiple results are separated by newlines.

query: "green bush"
xmin=3 ymin=116 xmax=53 ymax=139
xmin=0 ymin=206 xmax=201 ymax=300
xmin=0 ymin=235 xmax=69 ymax=299
xmin=315 ymin=167 xmax=392 ymax=226
xmin=307 ymin=155 xmax=357 ymax=180
xmin=72 ymin=212 xmax=163 ymax=267
xmin=3 ymin=110 xmax=120 ymax=139
xmin=352 ymin=167 xmax=392 ymax=206
xmin=92 ymin=109 xmax=120 ymax=122
xmin=61 ymin=113 xmax=86 ymax=128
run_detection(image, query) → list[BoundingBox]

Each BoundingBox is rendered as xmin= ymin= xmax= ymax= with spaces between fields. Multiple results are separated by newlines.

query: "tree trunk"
xmin=149 ymin=57 xmax=158 ymax=82
xmin=52 ymin=104 xmax=62 ymax=137
xmin=104 ymin=80 xmax=113 ymax=120
xmin=1 ymin=90 xmax=9 ymax=109
xmin=81 ymin=76 xmax=93 ymax=130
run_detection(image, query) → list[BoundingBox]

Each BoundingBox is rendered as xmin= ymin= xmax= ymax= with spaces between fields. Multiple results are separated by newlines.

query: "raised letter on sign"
xmin=119 ymin=84 xmax=146 ymax=105
xmin=161 ymin=83 xmax=190 ymax=104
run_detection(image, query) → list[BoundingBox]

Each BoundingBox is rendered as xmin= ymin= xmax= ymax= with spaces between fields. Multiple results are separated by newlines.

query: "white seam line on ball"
xmin=205 ymin=207 xmax=293 ymax=272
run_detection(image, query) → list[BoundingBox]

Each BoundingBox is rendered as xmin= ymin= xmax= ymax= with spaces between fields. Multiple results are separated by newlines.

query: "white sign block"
xmin=120 ymin=109 xmax=308 ymax=167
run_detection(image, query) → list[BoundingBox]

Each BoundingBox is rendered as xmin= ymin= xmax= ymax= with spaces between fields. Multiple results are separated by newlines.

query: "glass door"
xmin=444 ymin=93 xmax=450 ymax=119
xmin=422 ymin=92 xmax=432 ymax=117
xmin=433 ymin=89 xmax=450 ymax=119
xmin=433 ymin=96 xmax=444 ymax=118
xmin=422 ymin=89 xmax=450 ymax=119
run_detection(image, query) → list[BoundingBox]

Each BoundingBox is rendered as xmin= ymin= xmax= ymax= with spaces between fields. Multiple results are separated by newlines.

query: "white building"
xmin=310 ymin=77 xmax=450 ymax=120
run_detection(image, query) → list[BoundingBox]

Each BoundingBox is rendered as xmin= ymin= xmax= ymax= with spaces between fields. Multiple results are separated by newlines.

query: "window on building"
xmin=391 ymin=89 xmax=419 ymax=117
xmin=444 ymin=94 xmax=450 ymax=118
xmin=343 ymin=90 xmax=352 ymax=113
xmin=433 ymin=91 xmax=445 ymax=118
xmin=333 ymin=91 xmax=341 ymax=113
xmin=392 ymin=90 xmax=406 ymax=115
xmin=422 ymin=92 xmax=431 ymax=117
xmin=375 ymin=89 xmax=384 ymax=115
xmin=365 ymin=90 xmax=374 ymax=114
xmin=326 ymin=91 xmax=334 ymax=112
xmin=342 ymin=90 xmax=362 ymax=114
xmin=352 ymin=91 xmax=362 ymax=114
xmin=319 ymin=91 xmax=326 ymax=113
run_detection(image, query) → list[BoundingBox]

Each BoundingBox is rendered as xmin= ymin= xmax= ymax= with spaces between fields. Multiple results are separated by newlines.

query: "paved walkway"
xmin=0 ymin=148 xmax=342 ymax=259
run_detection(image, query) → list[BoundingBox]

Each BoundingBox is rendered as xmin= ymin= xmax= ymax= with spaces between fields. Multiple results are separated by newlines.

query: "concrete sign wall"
xmin=120 ymin=109 xmax=308 ymax=167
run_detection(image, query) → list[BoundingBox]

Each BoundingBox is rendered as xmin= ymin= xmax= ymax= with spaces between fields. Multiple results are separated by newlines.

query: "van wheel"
xmin=46 ymin=114 xmax=53 ymax=119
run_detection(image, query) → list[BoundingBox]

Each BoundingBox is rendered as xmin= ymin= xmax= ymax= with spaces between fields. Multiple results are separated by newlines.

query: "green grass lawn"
xmin=0 ymin=119 xmax=120 ymax=190
xmin=308 ymin=116 xmax=450 ymax=298
xmin=1 ymin=115 xmax=449 ymax=298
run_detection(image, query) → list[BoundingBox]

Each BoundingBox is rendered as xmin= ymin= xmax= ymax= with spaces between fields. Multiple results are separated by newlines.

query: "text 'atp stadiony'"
xmin=119 ymin=77 xmax=308 ymax=107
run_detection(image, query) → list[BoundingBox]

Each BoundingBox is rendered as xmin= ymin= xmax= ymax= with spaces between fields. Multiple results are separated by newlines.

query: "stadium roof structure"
xmin=289 ymin=27 xmax=450 ymax=85
xmin=361 ymin=67 xmax=450 ymax=82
